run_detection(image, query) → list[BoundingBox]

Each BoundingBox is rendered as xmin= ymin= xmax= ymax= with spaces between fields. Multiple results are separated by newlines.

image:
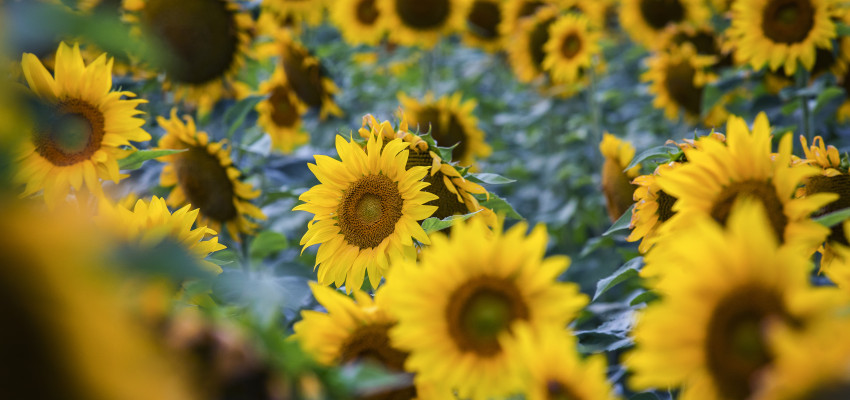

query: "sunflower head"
xmin=542 ymin=13 xmax=602 ymax=87
xmin=276 ymin=32 xmax=343 ymax=120
xmin=264 ymin=0 xmax=329 ymax=26
xmin=332 ymin=0 xmax=387 ymax=45
xmin=463 ymin=0 xmax=505 ymax=52
xmin=506 ymin=5 xmax=560 ymax=83
xmin=619 ymin=0 xmax=710 ymax=49
xmin=627 ymin=162 xmax=681 ymax=253
xmin=378 ymin=0 xmax=472 ymax=48
xmin=600 ymin=133 xmax=640 ymax=222
xmin=642 ymin=44 xmax=723 ymax=124
xmin=250 ymin=66 xmax=309 ymax=154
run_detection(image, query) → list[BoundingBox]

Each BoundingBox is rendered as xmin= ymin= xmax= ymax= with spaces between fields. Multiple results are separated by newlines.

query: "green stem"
xmin=587 ymin=57 xmax=603 ymax=163
xmin=796 ymin=67 xmax=813 ymax=142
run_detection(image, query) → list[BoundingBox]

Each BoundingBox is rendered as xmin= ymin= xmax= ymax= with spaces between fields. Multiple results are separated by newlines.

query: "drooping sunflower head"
xmin=599 ymin=133 xmax=640 ymax=222
xmin=16 ymin=42 xmax=151 ymax=209
xmin=157 ymin=109 xmax=266 ymax=240
xmin=128 ymin=0 xmax=253 ymax=115
xmin=506 ymin=5 xmax=560 ymax=83
xmin=619 ymin=0 xmax=710 ymax=49
xmin=542 ymin=13 xmax=601 ymax=87
xmin=382 ymin=218 xmax=589 ymax=399
xmin=399 ymin=92 xmax=492 ymax=167
xmin=642 ymin=44 xmax=724 ymax=124
xmin=252 ymin=66 xmax=309 ymax=154
xmin=294 ymin=128 xmax=438 ymax=292
xmin=628 ymin=198 xmax=841 ymax=400
xmin=332 ymin=0 xmax=387 ymax=45
xmin=463 ymin=0 xmax=505 ymax=52
xmin=378 ymin=0 xmax=473 ymax=48
xmin=727 ymin=0 xmax=837 ymax=75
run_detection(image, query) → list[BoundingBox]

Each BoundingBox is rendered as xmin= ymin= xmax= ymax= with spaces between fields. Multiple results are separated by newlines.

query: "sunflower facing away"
xmin=332 ymin=0 xmax=387 ymax=45
xmin=17 ymin=42 xmax=150 ymax=209
xmin=627 ymin=198 xmax=841 ymax=400
xmin=463 ymin=0 xmax=505 ymax=52
xmin=294 ymin=128 xmax=438 ymax=292
xmin=600 ymin=133 xmax=640 ymax=222
xmin=381 ymin=218 xmax=589 ymax=399
xmin=619 ymin=0 xmax=709 ymax=49
xmin=125 ymin=0 xmax=253 ymax=116
xmin=241 ymin=66 xmax=309 ymax=154
xmin=399 ymin=92 xmax=492 ymax=167
xmin=543 ymin=13 xmax=601 ymax=88
xmin=157 ymin=109 xmax=266 ymax=240
xmin=506 ymin=5 xmax=560 ymax=83
xmin=377 ymin=0 xmax=472 ymax=48
xmin=726 ymin=0 xmax=837 ymax=75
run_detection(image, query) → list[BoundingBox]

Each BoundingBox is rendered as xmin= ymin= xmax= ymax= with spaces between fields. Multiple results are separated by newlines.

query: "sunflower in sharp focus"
xmin=463 ymin=0 xmax=505 ymax=52
xmin=399 ymin=92 xmax=492 ymax=167
xmin=506 ymin=5 xmax=560 ymax=83
xmin=332 ymin=0 xmax=387 ymax=46
xmin=294 ymin=130 xmax=438 ymax=292
xmin=126 ymin=0 xmax=253 ymax=116
xmin=378 ymin=0 xmax=472 ymax=48
xmin=627 ymin=162 xmax=681 ymax=253
xmin=381 ymin=218 xmax=589 ymax=400
xmin=619 ymin=0 xmax=710 ymax=49
xmin=627 ymin=198 xmax=842 ymax=400
xmin=599 ymin=133 xmax=639 ymax=222
xmin=502 ymin=323 xmax=618 ymax=400
xmin=264 ymin=0 xmax=328 ymax=26
xmin=16 ymin=42 xmax=150 ymax=209
xmin=241 ymin=66 xmax=309 ymax=154
xmin=359 ymin=113 xmax=496 ymax=224
xmin=543 ymin=13 xmax=601 ymax=87
xmin=726 ymin=0 xmax=837 ymax=75
xmin=157 ymin=109 xmax=265 ymax=240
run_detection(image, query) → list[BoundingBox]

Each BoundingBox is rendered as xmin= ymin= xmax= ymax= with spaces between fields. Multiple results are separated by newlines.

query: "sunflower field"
xmin=6 ymin=0 xmax=850 ymax=399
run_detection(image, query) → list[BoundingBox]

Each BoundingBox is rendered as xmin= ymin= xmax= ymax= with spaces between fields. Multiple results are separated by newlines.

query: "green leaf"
xmin=781 ymin=98 xmax=802 ymax=115
xmin=250 ymin=231 xmax=289 ymax=260
xmin=602 ymin=203 xmax=634 ymax=237
xmin=224 ymin=95 xmax=266 ymax=138
xmin=630 ymin=290 xmax=659 ymax=306
xmin=436 ymin=144 xmax=458 ymax=162
xmin=207 ymin=249 xmax=239 ymax=267
xmin=839 ymin=22 xmax=850 ymax=37
xmin=701 ymin=84 xmax=723 ymax=117
xmin=623 ymin=145 xmax=676 ymax=172
xmin=466 ymin=172 xmax=516 ymax=185
xmin=479 ymin=193 xmax=523 ymax=220
xmin=421 ymin=211 xmax=481 ymax=234
xmin=815 ymin=207 xmax=850 ymax=228
xmin=118 ymin=149 xmax=185 ymax=170
xmin=813 ymin=87 xmax=846 ymax=115
xmin=593 ymin=257 xmax=643 ymax=301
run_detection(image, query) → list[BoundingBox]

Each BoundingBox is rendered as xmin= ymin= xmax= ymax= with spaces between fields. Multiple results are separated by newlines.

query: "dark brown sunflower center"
xmin=663 ymin=59 xmax=703 ymax=116
xmin=638 ymin=0 xmax=685 ymax=30
xmin=34 ymin=98 xmax=105 ymax=167
xmin=710 ymin=180 xmax=788 ymax=242
xmin=338 ymin=174 xmax=404 ymax=249
xmin=673 ymin=31 xmax=719 ymax=56
xmin=467 ymin=0 xmax=501 ymax=40
xmin=811 ymin=47 xmax=837 ymax=77
xmin=446 ymin=276 xmax=529 ymax=357
xmin=656 ymin=190 xmax=677 ymax=222
xmin=175 ymin=147 xmax=238 ymax=222
xmin=761 ymin=0 xmax=815 ymax=44
xmin=405 ymin=151 xmax=468 ymax=220
xmin=560 ymin=33 xmax=582 ymax=59
xmin=339 ymin=323 xmax=408 ymax=371
xmin=395 ymin=0 xmax=450 ymax=30
xmin=356 ymin=0 xmax=380 ymax=25
xmin=517 ymin=0 xmax=545 ymax=19
xmin=705 ymin=286 xmax=789 ymax=400
xmin=805 ymin=175 xmax=850 ymax=246
xmin=281 ymin=47 xmax=327 ymax=109
xmin=269 ymin=86 xmax=299 ymax=128
xmin=803 ymin=383 xmax=850 ymax=400
xmin=141 ymin=0 xmax=239 ymax=85
xmin=529 ymin=17 xmax=557 ymax=72
xmin=415 ymin=107 xmax=469 ymax=163
xmin=546 ymin=380 xmax=580 ymax=400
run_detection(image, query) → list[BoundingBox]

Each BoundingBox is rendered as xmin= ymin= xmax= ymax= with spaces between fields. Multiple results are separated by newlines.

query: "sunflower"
xmin=499 ymin=0 xmax=550 ymax=38
xmin=16 ymin=42 xmax=150 ymax=209
xmin=840 ymin=68 xmax=850 ymax=123
xmin=619 ymin=0 xmax=710 ymax=49
xmin=627 ymin=162 xmax=681 ymax=253
xmin=157 ymin=109 xmax=266 ymax=239
xmin=359 ymin=113 xmax=496 ymax=224
xmin=381 ymin=218 xmax=589 ymax=399
xmin=97 ymin=196 xmax=226 ymax=274
xmin=506 ymin=5 xmax=560 ymax=83
xmin=626 ymin=198 xmax=842 ymax=400
xmin=332 ymin=0 xmax=387 ymax=45
xmin=264 ymin=0 xmax=328 ymax=26
xmin=501 ymin=323 xmax=617 ymax=400
xmin=377 ymin=0 xmax=472 ymax=48
xmin=654 ymin=113 xmax=835 ymax=258
xmin=726 ymin=0 xmax=837 ymax=75
xmin=293 ymin=129 xmax=438 ymax=292
xmin=543 ymin=14 xmax=601 ymax=88
xmin=558 ymin=0 xmax=608 ymax=28
xmin=463 ymin=0 xmax=505 ymax=52
xmin=658 ymin=24 xmax=723 ymax=57
xmin=125 ymin=0 xmax=254 ymax=116
xmin=246 ymin=66 xmax=309 ymax=154
xmin=600 ymin=133 xmax=640 ymax=222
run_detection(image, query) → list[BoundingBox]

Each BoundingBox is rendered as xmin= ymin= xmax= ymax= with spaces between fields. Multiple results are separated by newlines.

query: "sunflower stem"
xmin=588 ymin=56 xmax=603 ymax=164
xmin=796 ymin=66 xmax=813 ymax=142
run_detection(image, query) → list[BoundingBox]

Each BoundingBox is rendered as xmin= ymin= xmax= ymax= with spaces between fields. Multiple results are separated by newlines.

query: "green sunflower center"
xmin=282 ymin=46 xmax=327 ymax=109
xmin=710 ymin=180 xmax=788 ymax=242
xmin=467 ymin=0 xmax=502 ymax=40
xmin=529 ymin=17 xmax=557 ymax=72
xmin=560 ymin=33 xmax=582 ymax=59
xmin=356 ymin=0 xmax=380 ymax=25
xmin=447 ymin=276 xmax=529 ymax=356
xmin=395 ymin=0 xmax=450 ymax=30
xmin=705 ymin=286 xmax=789 ymax=400
xmin=805 ymin=174 xmax=850 ymax=246
xmin=761 ymin=0 xmax=815 ymax=44
xmin=268 ymin=86 xmax=299 ymax=128
xmin=175 ymin=147 xmax=238 ymax=222
xmin=546 ymin=380 xmax=580 ymax=400
xmin=142 ymin=0 xmax=239 ymax=85
xmin=338 ymin=174 xmax=404 ymax=249
xmin=638 ymin=0 xmax=685 ymax=30
xmin=803 ymin=383 xmax=850 ymax=400
xmin=663 ymin=59 xmax=703 ymax=116
xmin=656 ymin=190 xmax=677 ymax=222
xmin=34 ymin=98 xmax=105 ymax=167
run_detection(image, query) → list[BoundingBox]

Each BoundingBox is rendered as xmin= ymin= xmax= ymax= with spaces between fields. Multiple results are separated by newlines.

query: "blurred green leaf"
xmin=208 ymin=249 xmax=239 ymax=267
xmin=815 ymin=207 xmax=850 ymax=228
xmin=623 ymin=146 xmax=675 ymax=172
xmin=602 ymin=204 xmax=634 ymax=237
xmin=250 ymin=231 xmax=289 ymax=260
xmin=629 ymin=290 xmax=659 ymax=306
xmin=225 ymin=95 xmax=266 ymax=138
xmin=421 ymin=211 xmax=481 ymax=234
xmin=466 ymin=172 xmax=516 ymax=185
xmin=118 ymin=149 xmax=184 ymax=170
xmin=593 ymin=257 xmax=643 ymax=301
xmin=813 ymin=87 xmax=846 ymax=115
xmin=479 ymin=193 xmax=523 ymax=220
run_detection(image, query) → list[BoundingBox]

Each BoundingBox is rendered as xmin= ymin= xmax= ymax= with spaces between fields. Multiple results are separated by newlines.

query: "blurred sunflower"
xmin=840 ymin=68 xmax=850 ymax=123
xmin=499 ymin=0 xmax=549 ymax=38
xmin=655 ymin=113 xmax=835 ymax=256
xmin=382 ymin=218 xmax=589 ymax=399
xmin=627 ymin=199 xmax=841 ymax=400
xmin=332 ymin=0 xmax=386 ymax=45
xmin=726 ymin=0 xmax=837 ymax=75
xmin=599 ymin=133 xmax=639 ymax=222
xmin=237 ymin=66 xmax=309 ymax=154
xmin=506 ymin=5 xmax=559 ymax=83
xmin=125 ymin=0 xmax=253 ymax=116
xmin=658 ymin=24 xmax=723 ymax=57
xmin=157 ymin=109 xmax=265 ymax=240
xmin=264 ymin=0 xmax=328 ymax=26
xmin=378 ymin=0 xmax=472 ymax=48
xmin=558 ymin=0 xmax=607 ymax=28
xmin=502 ymin=323 xmax=618 ymax=400
xmin=359 ymin=113 xmax=495 ymax=224
xmin=293 ymin=130 xmax=438 ymax=291
xmin=619 ymin=0 xmax=709 ymax=49
xmin=543 ymin=13 xmax=601 ymax=87
xmin=463 ymin=0 xmax=504 ymax=52
xmin=16 ymin=42 xmax=150 ymax=209
xmin=399 ymin=92 xmax=492 ymax=167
